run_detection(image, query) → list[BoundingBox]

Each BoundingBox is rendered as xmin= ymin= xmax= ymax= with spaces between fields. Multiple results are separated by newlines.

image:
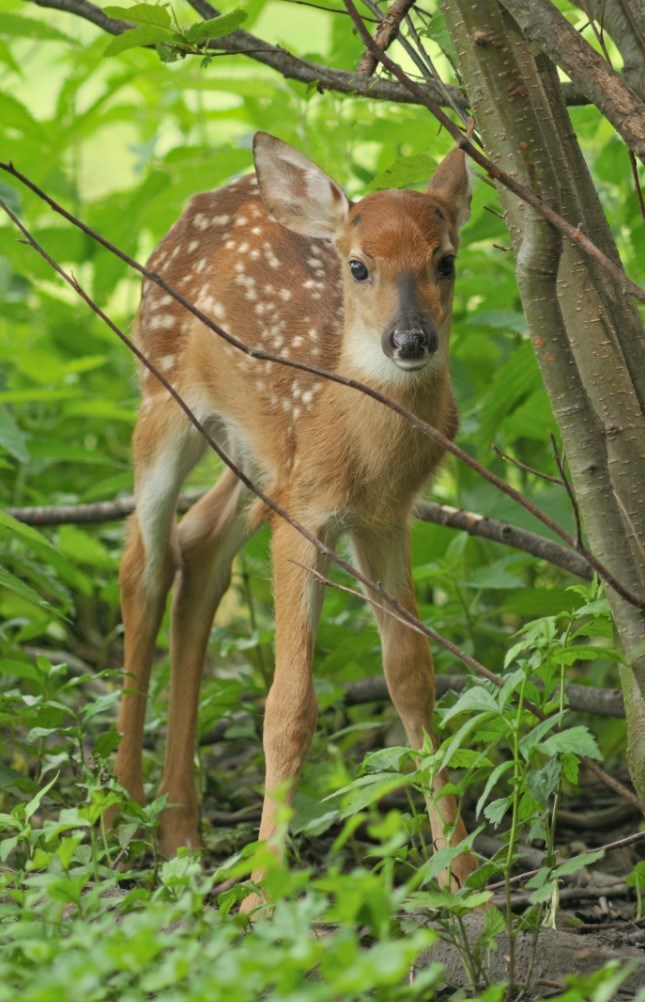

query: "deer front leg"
xmin=242 ymin=516 xmax=330 ymax=912
xmin=352 ymin=525 xmax=478 ymax=891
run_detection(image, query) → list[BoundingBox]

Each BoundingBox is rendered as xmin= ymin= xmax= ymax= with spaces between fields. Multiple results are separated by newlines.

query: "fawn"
xmin=115 ymin=133 xmax=478 ymax=903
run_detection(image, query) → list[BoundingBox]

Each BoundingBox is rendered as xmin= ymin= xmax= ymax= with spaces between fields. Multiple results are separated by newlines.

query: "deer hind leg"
xmin=242 ymin=515 xmax=332 ymax=910
xmin=157 ymin=468 xmax=252 ymax=856
xmin=114 ymin=407 xmax=205 ymax=811
xmin=351 ymin=525 xmax=478 ymax=890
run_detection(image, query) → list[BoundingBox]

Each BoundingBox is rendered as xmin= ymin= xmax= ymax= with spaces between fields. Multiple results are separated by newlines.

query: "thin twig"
xmin=612 ymin=486 xmax=645 ymax=563
xmin=2 ymin=163 xmax=642 ymax=611
xmin=492 ymin=443 xmax=563 ymax=485
xmin=485 ymin=829 xmax=645 ymax=892
xmin=550 ymin=432 xmax=583 ymax=550
xmin=280 ymin=0 xmax=378 ymax=20
xmin=356 ymin=0 xmax=416 ymax=77
xmin=341 ymin=0 xmax=645 ymax=303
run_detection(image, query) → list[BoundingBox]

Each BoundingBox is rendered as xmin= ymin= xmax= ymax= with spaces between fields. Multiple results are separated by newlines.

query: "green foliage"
xmin=0 ymin=1 xmax=638 ymax=996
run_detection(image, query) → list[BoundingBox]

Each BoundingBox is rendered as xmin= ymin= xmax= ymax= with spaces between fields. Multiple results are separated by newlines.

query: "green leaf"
xmin=551 ymin=644 xmax=626 ymax=666
xmin=476 ymin=760 xmax=514 ymax=818
xmin=541 ymin=725 xmax=603 ymax=761
xmin=369 ymin=154 xmax=438 ymax=191
xmin=103 ymin=5 xmax=172 ymax=28
xmin=441 ymin=685 xmax=500 ymax=726
xmin=0 ymin=37 xmax=21 ymax=75
xmin=0 ymin=511 xmax=50 ymax=548
xmin=0 ymin=566 xmax=52 ymax=611
xmin=528 ymin=880 xmax=557 ymax=904
xmin=418 ymin=10 xmax=456 ymax=62
xmin=518 ymin=713 xmax=563 ymax=761
xmin=104 ymin=25 xmax=174 ymax=56
xmin=185 ymin=10 xmax=247 ymax=43
xmin=0 ymin=93 xmax=45 ymax=138
xmin=553 ymin=849 xmax=604 ymax=878
xmin=483 ymin=796 xmax=510 ymax=825
xmin=0 ymin=12 xmax=77 ymax=44
xmin=526 ymin=758 xmax=561 ymax=806
xmin=0 ymin=407 xmax=29 ymax=461
xmin=0 ymin=659 xmax=46 ymax=684
xmin=466 ymin=563 xmax=524 ymax=590
xmin=465 ymin=310 xmax=527 ymax=333
xmin=331 ymin=774 xmax=416 ymax=817
xmin=477 ymin=341 xmax=542 ymax=446
xmin=24 ymin=773 xmax=59 ymax=822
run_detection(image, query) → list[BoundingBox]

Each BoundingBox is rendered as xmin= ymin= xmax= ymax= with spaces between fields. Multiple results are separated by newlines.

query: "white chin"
xmin=394 ymin=358 xmax=428 ymax=372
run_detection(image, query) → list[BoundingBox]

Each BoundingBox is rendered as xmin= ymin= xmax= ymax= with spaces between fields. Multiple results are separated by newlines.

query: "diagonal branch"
xmin=2 ymin=160 xmax=643 ymax=610
xmin=356 ymin=0 xmax=416 ymax=76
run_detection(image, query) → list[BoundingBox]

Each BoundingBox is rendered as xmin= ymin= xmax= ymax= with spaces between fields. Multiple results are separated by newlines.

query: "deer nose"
xmin=388 ymin=322 xmax=438 ymax=362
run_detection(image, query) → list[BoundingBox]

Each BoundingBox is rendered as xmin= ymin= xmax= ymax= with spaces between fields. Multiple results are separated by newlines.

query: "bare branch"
xmin=2 ymin=160 xmax=643 ymax=610
xmin=5 ymin=494 xmax=595 ymax=580
xmin=25 ymin=0 xmax=587 ymax=108
xmin=356 ymin=0 xmax=416 ymax=77
xmin=414 ymin=501 xmax=593 ymax=580
xmin=341 ymin=0 xmax=645 ymax=304
xmin=26 ymin=0 xmax=467 ymax=109
xmin=197 ymin=676 xmax=626 ymax=746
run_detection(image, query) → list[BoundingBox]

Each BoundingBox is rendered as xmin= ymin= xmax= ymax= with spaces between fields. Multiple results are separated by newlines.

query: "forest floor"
xmin=198 ymin=744 xmax=645 ymax=998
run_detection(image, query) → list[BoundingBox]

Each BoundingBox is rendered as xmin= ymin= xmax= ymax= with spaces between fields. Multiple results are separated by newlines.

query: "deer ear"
xmin=426 ymin=147 xmax=472 ymax=230
xmin=253 ymin=132 xmax=350 ymax=239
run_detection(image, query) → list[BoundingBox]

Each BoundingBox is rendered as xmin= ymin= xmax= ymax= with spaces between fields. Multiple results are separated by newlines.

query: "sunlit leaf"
xmin=185 ymin=10 xmax=247 ymax=43
xmin=104 ymin=25 xmax=174 ymax=56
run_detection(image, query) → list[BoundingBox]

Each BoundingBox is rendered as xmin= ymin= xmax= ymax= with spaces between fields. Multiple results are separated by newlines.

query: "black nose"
xmin=390 ymin=324 xmax=438 ymax=359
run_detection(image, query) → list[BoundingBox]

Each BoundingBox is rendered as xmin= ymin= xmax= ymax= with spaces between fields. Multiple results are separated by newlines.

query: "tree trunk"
xmin=441 ymin=0 xmax=645 ymax=802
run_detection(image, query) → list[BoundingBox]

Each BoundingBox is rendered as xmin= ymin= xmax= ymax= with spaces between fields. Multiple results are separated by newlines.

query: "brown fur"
xmin=114 ymin=135 xmax=478 ymax=909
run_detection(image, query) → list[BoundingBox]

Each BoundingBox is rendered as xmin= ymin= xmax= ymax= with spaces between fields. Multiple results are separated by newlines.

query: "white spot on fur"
xmin=149 ymin=314 xmax=175 ymax=331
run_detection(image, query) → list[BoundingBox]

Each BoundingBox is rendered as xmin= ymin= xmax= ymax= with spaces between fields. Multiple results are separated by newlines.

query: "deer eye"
xmin=349 ymin=259 xmax=369 ymax=282
xmin=437 ymin=254 xmax=456 ymax=279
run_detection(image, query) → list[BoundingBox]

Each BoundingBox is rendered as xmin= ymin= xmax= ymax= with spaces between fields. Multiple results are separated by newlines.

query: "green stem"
xmin=505 ymin=673 xmax=528 ymax=1002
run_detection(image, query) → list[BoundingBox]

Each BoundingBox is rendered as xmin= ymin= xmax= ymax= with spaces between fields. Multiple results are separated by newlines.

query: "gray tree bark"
xmin=441 ymin=0 xmax=645 ymax=801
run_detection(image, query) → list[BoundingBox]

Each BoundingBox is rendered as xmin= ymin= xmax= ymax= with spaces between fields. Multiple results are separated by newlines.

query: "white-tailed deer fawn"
xmin=115 ymin=133 xmax=477 ymax=902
